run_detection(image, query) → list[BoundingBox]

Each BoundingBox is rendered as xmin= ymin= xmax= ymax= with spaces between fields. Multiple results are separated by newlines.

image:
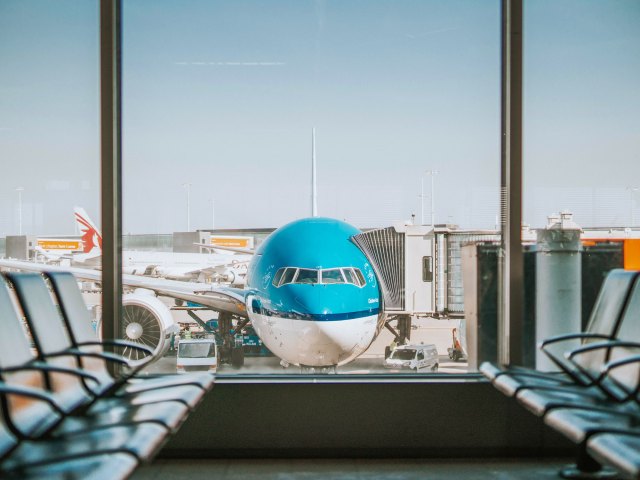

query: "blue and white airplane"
xmin=245 ymin=216 xmax=384 ymax=366
xmin=0 ymin=216 xmax=386 ymax=368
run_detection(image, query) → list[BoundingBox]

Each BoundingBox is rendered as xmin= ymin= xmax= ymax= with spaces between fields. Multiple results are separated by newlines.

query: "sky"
xmin=0 ymin=0 xmax=639 ymax=236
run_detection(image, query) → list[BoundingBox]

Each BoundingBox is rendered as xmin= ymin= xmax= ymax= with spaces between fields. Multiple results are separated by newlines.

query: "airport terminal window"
xmin=116 ymin=0 xmax=502 ymax=377
xmin=4 ymin=0 xmax=625 ymax=385
xmin=0 ymin=1 xmax=101 ymax=329
xmin=520 ymin=0 xmax=640 ymax=368
xmin=0 ymin=0 xmax=508 ymax=379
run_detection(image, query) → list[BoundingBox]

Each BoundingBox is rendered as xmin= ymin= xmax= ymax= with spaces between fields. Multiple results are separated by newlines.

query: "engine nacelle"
xmin=98 ymin=293 xmax=178 ymax=363
xmin=224 ymin=267 xmax=247 ymax=286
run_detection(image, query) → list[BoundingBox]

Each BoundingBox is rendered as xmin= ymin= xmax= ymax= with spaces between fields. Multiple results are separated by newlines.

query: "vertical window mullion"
xmin=499 ymin=0 xmax=524 ymax=366
xmin=100 ymin=0 xmax=123 ymax=367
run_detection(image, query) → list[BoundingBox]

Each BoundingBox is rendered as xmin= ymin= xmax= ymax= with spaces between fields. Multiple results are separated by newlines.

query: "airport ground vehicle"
xmin=447 ymin=327 xmax=467 ymax=362
xmin=241 ymin=326 xmax=272 ymax=356
xmin=384 ymin=344 xmax=439 ymax=372
xmin=176 ymin=338 xmax=217 ymax=374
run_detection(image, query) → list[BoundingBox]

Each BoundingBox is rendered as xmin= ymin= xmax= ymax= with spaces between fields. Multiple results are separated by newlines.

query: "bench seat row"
xmin=482 ymin=269 xmax=640 ymax=479
xmin=0 ymin=271 xmax=214 ymax=479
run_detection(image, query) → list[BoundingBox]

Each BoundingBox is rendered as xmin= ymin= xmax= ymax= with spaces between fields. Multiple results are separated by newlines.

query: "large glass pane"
xmin=121 ymin=0 xmax=500 ymax=376
xmin=0 ymin=1 xmax=100 ymax=340
xmin=523 ymin=0 xmax=640 ymax=367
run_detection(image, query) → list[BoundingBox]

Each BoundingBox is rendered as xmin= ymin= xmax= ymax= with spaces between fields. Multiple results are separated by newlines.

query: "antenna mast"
xmin=311 ymin=128 xmax=318 ymax=217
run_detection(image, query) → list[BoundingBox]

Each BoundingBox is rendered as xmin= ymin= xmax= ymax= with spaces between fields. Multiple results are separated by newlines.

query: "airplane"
xmin=36 ymin=207 xmax=252 ymax=285
xmin=0 ymin=216 xmax=386 ymax=369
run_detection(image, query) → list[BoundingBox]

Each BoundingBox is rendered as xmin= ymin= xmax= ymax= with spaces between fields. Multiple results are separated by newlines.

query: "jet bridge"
xmin=352 ymin=224 xmax=434 ymax=316
xmin=352 ymin=224 xmax=499 ymax=345
xmin=352 ymin=224 xmax=434 ymax=344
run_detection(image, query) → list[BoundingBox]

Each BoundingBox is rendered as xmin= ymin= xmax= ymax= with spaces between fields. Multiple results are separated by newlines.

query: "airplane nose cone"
xmin=295 ymin=315 xmax=379 ymax=366
xmin=249 ymin=282 xmax=381 ymax=367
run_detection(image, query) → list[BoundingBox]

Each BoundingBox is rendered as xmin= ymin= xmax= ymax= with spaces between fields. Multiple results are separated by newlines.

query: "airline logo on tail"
xmin=74 ymin=207 xmax=102 ymax=256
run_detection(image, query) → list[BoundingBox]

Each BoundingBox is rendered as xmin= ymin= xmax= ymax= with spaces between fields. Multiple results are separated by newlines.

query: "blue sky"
xmin=1 ymin=0 xmax=639 ymax=235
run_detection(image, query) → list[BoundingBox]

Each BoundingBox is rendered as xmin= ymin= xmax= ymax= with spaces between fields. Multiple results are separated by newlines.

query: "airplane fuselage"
xmin=245 ymin=217 xmax=385 ymax=367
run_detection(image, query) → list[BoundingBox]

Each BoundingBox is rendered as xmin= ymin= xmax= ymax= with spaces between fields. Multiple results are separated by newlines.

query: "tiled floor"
xmin=132 ymin=458 xmax=571 ymax=479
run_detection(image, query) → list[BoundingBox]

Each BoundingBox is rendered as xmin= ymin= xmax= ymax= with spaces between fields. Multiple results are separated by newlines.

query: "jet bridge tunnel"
xmin=351 ymin=224 xmax=499 ymax=345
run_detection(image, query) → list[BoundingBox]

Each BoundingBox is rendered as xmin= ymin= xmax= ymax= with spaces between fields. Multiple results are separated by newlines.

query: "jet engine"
xmin=98 ymin=293 xmax=178 ymax=363
xmin=222 ymin=267 xmax=247 ymax=287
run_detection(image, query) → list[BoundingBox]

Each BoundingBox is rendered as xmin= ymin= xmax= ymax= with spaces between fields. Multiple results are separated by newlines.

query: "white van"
xmin=176 ymin=338 xmax=217 ymax=374
xmin=384 ymin=344 xmax=439 ymax=372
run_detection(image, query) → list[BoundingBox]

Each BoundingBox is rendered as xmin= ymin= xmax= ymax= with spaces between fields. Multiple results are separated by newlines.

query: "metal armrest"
xmin=41 ymin=349 xmax=131 ymax=368
xmin=47 ymin=349 xmax=155 ymax=387
xmin=540 ymin=334 xmax=613 ymax=374
xmin=539 ymin=332 xmax=612 ymax=349
xmin=568 ymin=341 xmax=640 ymax=361
xmin=0 ymin=362 xmax=100 ymax=385
xmin=539 ymin=334 xmax=613 ymax=381
xmin=76 ymin=339 xmax=155 ymax=356
xmin=36 ymin=350 xmax=155 ymax=401
xmin=72 ymin=349 xmax=153 ymax=378
xmin=597 ymin=354 xmax=640 ymax=401
xmin=567 ymin=342 xmax=640 ymax=400
xmin=0 ymin=383 xmax=65 ymax=415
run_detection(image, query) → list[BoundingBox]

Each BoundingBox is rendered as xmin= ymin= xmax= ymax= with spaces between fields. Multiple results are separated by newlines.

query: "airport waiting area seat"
xmin=481 ymin=269 xmax=640 ymax=479
xmin=45 ymin=271 xmax=214 ymax=396
xmin=0 ymin=272 xmax=212 ymax=479
xmin=480 ymin=269 xmax=640 ymax=397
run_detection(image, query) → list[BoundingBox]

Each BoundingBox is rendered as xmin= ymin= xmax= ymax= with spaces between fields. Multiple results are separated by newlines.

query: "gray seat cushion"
xmin=1 ymin=452 xmax=138 ymax=480
xmin=588 ymin=432 xmax=640 ymax=479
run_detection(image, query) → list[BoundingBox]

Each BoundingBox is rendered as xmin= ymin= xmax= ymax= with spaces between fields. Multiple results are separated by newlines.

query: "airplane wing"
xmin=0 ymin=259 xmax=249 ymax=318
xmin=193 ymin=242 xmax=255 ymax=255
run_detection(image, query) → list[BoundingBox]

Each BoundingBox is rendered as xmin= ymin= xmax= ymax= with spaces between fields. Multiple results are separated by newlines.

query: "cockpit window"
xmin=279 ymin=267 xmax=297 ymax=286
xmin=273 ymin=266 xmax=367 ymax=287
xmin=321 ymin=268 xmax=345 ymax=284
xmin=295 ymin=268 xmax=319 ymax=284
xmin=272 ymin=268 xmax=285 ymax=287
xmin=342 ymin=268 xmax=357 ymax=285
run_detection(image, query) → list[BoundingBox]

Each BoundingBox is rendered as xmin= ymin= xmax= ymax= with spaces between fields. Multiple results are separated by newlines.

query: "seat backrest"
xmin=0 ymin=274 xmax=62 ymax=438
xmin=603 ymin=280 xmax=640 ymax=399
xmin=584 ymin=269 xmax=640 ymax=341
xmin=574 ymin=272 xmax=640 ymax=382
xmin=45 ymin=271 xmax=111 ymax=380
xmin=6 ymin=273 xmax=93 ymax=413
xmin=0 ymin=275 xmax=37 ymax=370
xmin=46 ymin=272 xmax=101 ymax=346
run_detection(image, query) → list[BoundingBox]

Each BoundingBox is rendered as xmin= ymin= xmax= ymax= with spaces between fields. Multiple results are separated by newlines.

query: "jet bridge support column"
xmin=397 ymin=314 xmax=412 ymax=345
xmin=218 ymin=312 xmax=233 ymax=365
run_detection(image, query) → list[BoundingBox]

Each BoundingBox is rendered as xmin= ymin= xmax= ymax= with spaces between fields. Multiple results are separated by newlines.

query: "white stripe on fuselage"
xmin=249 ymin=310 xmax=380 ymax=367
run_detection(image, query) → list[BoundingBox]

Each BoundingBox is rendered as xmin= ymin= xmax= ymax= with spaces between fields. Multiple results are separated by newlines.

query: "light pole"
xmin=16 ymin=187 xmax=24 ymax=235
xmin=182 ymin=183 xmax=192 ymax=231
xmin=425 ymin=170 xmax=439 ymax=227
xmin=628 ymin=187 xmax=639 ymax=227
xmin=211 ymin=198 xmax=215 ymax=232
xmin=420 ymin=176 xmax=425 ymax=225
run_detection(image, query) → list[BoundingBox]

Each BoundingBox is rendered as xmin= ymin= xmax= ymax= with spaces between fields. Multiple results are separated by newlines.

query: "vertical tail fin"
xmin=74 ymin=207 xmax=102 ymax=256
